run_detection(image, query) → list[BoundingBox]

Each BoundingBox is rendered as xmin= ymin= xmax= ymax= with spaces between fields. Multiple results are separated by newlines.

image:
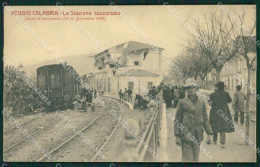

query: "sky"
xmin=4 ymin=5 xmax=256 ymax=69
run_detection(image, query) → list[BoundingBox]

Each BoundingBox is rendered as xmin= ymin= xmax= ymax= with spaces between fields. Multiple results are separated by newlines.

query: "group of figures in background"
xmin=74 ymin=88 xmax=97 ymax=112
xmin=119 ymin=88 xmax=133 ymax=102
xmin=118 ymin=86 xmax=160 ymax=110
xmin=162 ymin=85 xmax=186 ymax=108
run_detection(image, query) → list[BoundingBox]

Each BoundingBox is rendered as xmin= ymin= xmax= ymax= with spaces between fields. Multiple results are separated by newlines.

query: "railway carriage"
xmin=37 ymin=64 xmax=80 ymax=110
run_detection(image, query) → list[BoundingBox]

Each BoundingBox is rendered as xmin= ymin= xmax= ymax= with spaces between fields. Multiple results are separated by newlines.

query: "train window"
xmin=49 ymin=71 xmax=61 ymax=88
xmin=50 ymin=74 xmax=55 ymax=88
xmin=38 ymin=74 xmax=46 ymax=90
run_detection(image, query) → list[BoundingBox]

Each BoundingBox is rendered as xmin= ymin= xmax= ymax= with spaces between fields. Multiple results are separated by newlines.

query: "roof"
xmin=37 ymin=64 xmax=78 ymax=75
xmin=116 ymin=69 xmax=160 ymax=77
xmin=126 ymin=41 xmax=164 ymax=52
xmin=93 ymin=41 xmax=164 ymax=58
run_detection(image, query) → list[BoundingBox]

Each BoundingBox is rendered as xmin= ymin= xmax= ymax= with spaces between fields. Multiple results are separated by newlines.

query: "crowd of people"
xmin=119 ymin=85 xmax=160 ymax=110
xmin=75 ymin=80 xmax=247 ymax=162
xmin=162 ymin=85 xmax=186 ymax=108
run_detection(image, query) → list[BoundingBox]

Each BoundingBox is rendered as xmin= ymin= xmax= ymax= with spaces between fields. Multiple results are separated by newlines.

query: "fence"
xmin=123 ymin=92 xmax=162 ymax=161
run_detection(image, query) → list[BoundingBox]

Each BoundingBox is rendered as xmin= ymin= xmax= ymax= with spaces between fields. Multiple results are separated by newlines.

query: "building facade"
xmin=220 ymin=52 xmax=256 ymax=91
xmin=88 ymin=41 xmax=164 ymax=95
xmin=205 ymin=36 xmax=256 ymax=91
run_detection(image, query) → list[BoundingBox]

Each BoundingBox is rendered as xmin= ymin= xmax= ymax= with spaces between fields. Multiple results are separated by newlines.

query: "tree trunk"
xmin=216 ymin=69 xmax=221 ymax=82
xmin=245 ymin=66 xmax=251 ymax=145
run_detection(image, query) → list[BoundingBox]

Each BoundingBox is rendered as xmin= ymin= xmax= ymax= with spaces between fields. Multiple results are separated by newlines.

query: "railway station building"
xmin=88 ymin=41 xmax=165 ymax=95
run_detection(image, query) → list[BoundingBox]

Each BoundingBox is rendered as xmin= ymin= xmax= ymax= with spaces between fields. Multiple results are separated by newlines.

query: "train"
xmin=37 ymin=64 xmax=80 ymax=110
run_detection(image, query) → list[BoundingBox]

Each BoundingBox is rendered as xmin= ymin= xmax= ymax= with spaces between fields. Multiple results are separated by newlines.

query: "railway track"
xmin=36 ymin=106 xmax=106 ymax=162
xmin=38 ymin=100 xmax=120 ymax=162
xmin=90 ymin=105 xmax=121 ymax=162
xmin=4 ymin=113 xmax=45 ymax=133
xmin=4 ymin=117 xmax=60 ymax=153
xmin=3 ymin=113 xmax=61 ymax=151
xmin=4 ymin=106 xmax=105 ymax=162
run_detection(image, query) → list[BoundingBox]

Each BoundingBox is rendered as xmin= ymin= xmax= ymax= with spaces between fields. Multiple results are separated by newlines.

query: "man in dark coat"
xmin=174 ymin=87 xmax=213 ymax=162
xmin=173 ymin=86 xmax=180 ymax=108
xmin=119 ymin=89 xmax=123 ymax=101
xmin=80 ymin=88 xmax=87 ymax=99
xmin=209 ymin=81 xmax=234 ymax=148
xmin=232 ymin=85 xmax=247 ymax=125
xmin=163 ymin=86 xmax=167 ymax=101
xmin=163 ymin=86 xmax=172 ymax=108
xmin=171 ymin=87 xmax=175 ymax=108
xmin=127 ymin=88 xmax=133 ymax=102
xmin=85 ymin=89 xmax=94 ymax=111
xmin=179 ymin=87 xmax=186 ymax=99
xmin=148 ymin=86 xmax=157 ymax=100
xmin=86 ymin=89 xmax=93 ymax=104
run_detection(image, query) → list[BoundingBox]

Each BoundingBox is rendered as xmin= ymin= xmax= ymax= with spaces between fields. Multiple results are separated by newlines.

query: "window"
xmin=38 ymin=74 xmax=46 ymax=90
xmin=148 ymin=82 xmax=153 ymax=89
xmin=49 ymin=71 xmax=61 ymax=89
xmin=134 ymin=61 xmax=139 ymax=66
xmin=128 ymin=82 xmax=134 ymax=90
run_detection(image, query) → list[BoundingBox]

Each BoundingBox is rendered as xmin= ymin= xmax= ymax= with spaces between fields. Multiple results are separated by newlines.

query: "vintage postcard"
xmin=3 ymin=4 xmax=257 ymax=162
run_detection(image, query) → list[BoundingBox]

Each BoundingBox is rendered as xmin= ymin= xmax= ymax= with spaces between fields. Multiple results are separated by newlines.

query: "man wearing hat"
xmin=232 ymin=85 xmax=247 ymax=126
xmin=209 ymin=81 xmax=234 ymax=148
xmin=174 ymin=81 xmax=213 ymax=162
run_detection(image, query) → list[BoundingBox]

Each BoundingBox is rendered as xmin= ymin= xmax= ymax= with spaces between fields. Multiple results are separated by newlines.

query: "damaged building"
xmin=88 ymin=41 xmax=164 ymax=95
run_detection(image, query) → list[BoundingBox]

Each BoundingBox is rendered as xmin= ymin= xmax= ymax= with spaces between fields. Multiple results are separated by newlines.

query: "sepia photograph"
xmin=3 ymin=4 xmax=257 ymax=163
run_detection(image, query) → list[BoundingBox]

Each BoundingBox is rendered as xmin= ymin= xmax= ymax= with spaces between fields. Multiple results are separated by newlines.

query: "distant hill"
xmin=23 ymin=53 xmax=95 ymax=76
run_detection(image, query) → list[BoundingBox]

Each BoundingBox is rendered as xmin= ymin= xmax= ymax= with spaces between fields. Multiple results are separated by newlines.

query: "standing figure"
xmin=232 ymin=85 xmax=247 ymax=126
xmin=124 ymin=88 xmax=128 ymax=101
xmin=93 ymin=89 xmax=97 ymax=98
xmin=119 ymin=89 xmax=123 ymax=101
xmin=179 ymin=87 xmax=185 ymax=99
xmin=80 ymin=88 xmax=87 ymax=111
xmin=148 ymin=87 xmax=153 ymax=100
xmin=173 ymin=86 xmax=180 ymax=108
xmin=209 ymin=81 xmax=234 ymax=148
xmin=127 ymin=88 xmax=133 ymax=102
xmin=86 ymin=89 xmax=93 ymax=104
xmin=148 ymin=86 xmax=157 ymax=100
xmin=163 ymin=86 xmax=172 ymax=108
xmin=171 ymin=87 xmax=175 ymax=108
xmin=86 ymin=89 xmax=94 ymax=111
xmin=174 ymin=86 xmax=213 ymax=162
xmin=80 ymin=88 xmax=87 ymax=100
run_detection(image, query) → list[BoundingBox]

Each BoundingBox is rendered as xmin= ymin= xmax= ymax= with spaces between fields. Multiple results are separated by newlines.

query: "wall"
xmin=124 ymin=50 xmax=162 ymax=74
xmin=117 ymin=76 xmax=160 ymax=96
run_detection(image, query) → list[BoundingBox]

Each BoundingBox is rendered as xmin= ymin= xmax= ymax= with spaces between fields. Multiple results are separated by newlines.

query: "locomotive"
xmin=37 ymin=64 xmax=80 ymax=110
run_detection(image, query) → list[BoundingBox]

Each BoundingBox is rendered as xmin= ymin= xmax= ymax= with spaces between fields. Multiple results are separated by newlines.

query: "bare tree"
xmin=170 ymin=46 xmax=212 ymax=84
xmin=185 ymin=46 xmax=212 ymax=81
xmin=224 ymin=8 xmax=256 ymax=144
xmin=170 ymin=54 xmax=194 ymax=82
xmin=191 ymin=11 xmax=240 ymax=81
